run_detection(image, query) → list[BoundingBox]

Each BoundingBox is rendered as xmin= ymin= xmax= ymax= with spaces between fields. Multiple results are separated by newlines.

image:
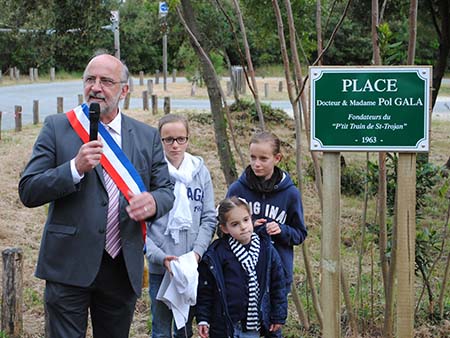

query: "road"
xmin=1 ymin=78 xmax=449 ymax=130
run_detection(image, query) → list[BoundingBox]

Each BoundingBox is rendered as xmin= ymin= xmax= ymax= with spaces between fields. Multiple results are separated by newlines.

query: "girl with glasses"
xmin=145 ymin=114 xmax=216 ymax=338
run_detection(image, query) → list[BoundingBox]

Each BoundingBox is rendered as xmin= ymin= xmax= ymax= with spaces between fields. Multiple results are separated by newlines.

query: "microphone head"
xmin=89 ymin=103 xmax=100 ymax=141
xmin=89 ymin=102 xmax=100 ymax=122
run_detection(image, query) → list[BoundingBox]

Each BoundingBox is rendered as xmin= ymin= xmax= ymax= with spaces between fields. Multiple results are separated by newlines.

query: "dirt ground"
xmin=1 ymin=77 xmax=449 ymax=337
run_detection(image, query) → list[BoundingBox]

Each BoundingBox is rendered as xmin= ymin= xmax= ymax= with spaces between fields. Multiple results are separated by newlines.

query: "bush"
xmin=341 ymin=164 xmax=367 ymax=196
xmin=367 ymin=154 xmax=443 ymax=215
xmin=305 ymin=158 xmax=367 ymax=197
xmin=229 ymin=99 xmax=289 ymax=123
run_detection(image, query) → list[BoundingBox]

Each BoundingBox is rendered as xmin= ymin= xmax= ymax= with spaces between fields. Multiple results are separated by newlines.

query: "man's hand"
xmin=74 ymin=140 xmax=103 ymax=175
xmin=126 ymin=191 xmax=157 ymax=221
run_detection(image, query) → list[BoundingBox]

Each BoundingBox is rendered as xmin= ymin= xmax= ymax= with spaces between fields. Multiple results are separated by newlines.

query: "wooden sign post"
xmin=396 ymin=153 xmax=416 ymax=337
xmin=321 ymin=153 xmax=341 ymax=337
xmin=310 ymin=66 xmax=431 ymax=338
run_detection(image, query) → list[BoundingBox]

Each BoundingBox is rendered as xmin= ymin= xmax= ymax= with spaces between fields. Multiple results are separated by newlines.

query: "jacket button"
xmin=102 ymin=200 xmax=108 ymax=206
xmin=99 ymin=228 xmax=105 ymax=234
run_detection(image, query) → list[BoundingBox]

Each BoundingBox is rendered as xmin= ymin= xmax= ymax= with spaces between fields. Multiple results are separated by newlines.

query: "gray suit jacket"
xmin=19 ymin=111 xmax=174 ymax=296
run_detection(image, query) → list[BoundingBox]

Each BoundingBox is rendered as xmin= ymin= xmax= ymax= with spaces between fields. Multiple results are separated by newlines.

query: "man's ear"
xmin=120 ymin=84 xmax=129 ymax=100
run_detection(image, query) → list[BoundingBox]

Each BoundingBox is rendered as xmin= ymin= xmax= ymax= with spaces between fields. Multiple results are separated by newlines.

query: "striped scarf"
xmin=229 ymin=233 xmax=261 ymax=331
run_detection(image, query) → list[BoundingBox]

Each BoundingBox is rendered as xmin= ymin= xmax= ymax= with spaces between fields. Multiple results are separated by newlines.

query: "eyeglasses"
xmin=83 ymin=76 xmax=127 ymax=88
xmin=161 ymin=136 xmax=189 ymax=145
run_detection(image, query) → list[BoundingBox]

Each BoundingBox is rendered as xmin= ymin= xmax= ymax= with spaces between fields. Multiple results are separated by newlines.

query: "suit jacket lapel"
xmin=121 ymin=114 xmax=135 ymax=165
xmin=119 ymin=115 xmax=135 ymax=215
xmin=95 ymin=165 xmax=105 ymax=191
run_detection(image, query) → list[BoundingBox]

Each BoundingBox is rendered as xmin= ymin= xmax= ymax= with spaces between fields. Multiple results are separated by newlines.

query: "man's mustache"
xmin=88 ymin=92 xmax=106 ymax=100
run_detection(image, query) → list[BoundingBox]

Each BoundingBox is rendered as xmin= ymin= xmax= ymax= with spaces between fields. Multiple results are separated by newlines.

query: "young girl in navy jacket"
xmin=196 ymin=197 xmax=287 ymax=338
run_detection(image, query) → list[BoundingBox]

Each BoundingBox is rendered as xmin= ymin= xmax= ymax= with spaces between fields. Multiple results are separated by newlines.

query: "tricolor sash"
xmin=67 ymin=104 xmax=147 ymax=240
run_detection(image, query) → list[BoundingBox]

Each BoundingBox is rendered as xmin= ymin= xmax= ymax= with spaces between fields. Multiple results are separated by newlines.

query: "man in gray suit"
xmin=19 ymin=54 xmax=174 ymax=338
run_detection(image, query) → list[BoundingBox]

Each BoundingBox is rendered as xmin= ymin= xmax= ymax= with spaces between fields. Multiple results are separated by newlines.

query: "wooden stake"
xmin=321 ymin=152 xmax=341 ymax=338
xmin=163 ymin=97 xmax=170 ymax=115
xmin=50 ymin=67 xmax=55 ymax=81
xmin=33 ymin=100 xmax=39 ymax=125
xmin=143 ymin=91 xmax=149 ymax=111
xmin=129 ymin=77 xmax=134 ymax=93
xmin=1 ymin=248 xmax=23 ymax=338
xmin=151 ymin=94 xmax=158 ymax=115
xmin=57 ymin=97 xmax=63 ymax=114
xmin=172 ymin=69 xmax=177 ymax=83
xmin=396 ymin=153 xmax=416 ymax=338
xmin=123 ymin=92 xmax=131 ymax=110
xmin=14 ymin=106 xmax=22 ymax=132
xmin=147 ymin=79 xmax=153 ymax=95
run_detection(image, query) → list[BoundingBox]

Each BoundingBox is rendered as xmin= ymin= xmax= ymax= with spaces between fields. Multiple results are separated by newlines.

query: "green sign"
xmin=310 ymin=66 xmax=431 ymax=152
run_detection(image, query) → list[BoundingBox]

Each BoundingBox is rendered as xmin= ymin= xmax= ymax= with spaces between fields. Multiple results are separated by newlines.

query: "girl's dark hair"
xmin=249 ymin=130 xmax=281 ymax=155
xmin=158 ymin=114 xmax=189 ymax=135
xmin=217 ymin=196 xmax=251 ymax=226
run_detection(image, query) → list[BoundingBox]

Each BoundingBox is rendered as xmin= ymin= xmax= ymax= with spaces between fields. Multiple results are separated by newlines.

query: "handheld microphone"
xmin=89 ymin=102 xmax=100 ymax=141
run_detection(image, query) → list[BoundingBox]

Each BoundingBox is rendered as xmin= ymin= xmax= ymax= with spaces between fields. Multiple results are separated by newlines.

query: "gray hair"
xmin=83 ymin=51 xmax=129 ymax=83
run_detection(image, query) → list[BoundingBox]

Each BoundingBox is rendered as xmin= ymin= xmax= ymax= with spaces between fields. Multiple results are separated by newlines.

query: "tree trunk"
xmin=302 ymin=243 xmax=323 ymax=328
xmin=371 ymin=1 xmax=391 ymax=335
xmin=231 ymin=0 xmax=265 ymax=131
xmin=439 ymin=249 xmax=450 ymax=318
xmin=384 ymin=185 xmax=398 ymax=338
xmin=273 ymin=1 xmax=325 ymax=329
xmin=431 ymin=0 xmax=450 ymax=108
xmin=378 ymin=152 xmax=389 ymax=301
xmin=178 ymin=0 xmax=237 ymax=186
xmin=356 ymin=153 xmax=369 ymax=335
xmin=407 ymin=0 xmax=418 ymax=64
xmin=283 ymin=0 xmax=324 ymax=329
xmin=316 ymin=0 xmax=323 ymax=65
xmin=431 ymin=0 xmax=450 ymax=165
xmin=372 ymin=0 xmax=381 ymax=64
xmin=341 ymin=265 xmax=358 ymax=337
xmin=291 ymin=281 xmax=310 ymax=330
xmin=284 ymin=0 xmax=306 ymax=188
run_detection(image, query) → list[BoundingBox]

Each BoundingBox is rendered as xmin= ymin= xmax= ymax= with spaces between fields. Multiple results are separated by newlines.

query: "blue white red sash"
xmin=67 ymin=104 xmax=147 ymax=240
